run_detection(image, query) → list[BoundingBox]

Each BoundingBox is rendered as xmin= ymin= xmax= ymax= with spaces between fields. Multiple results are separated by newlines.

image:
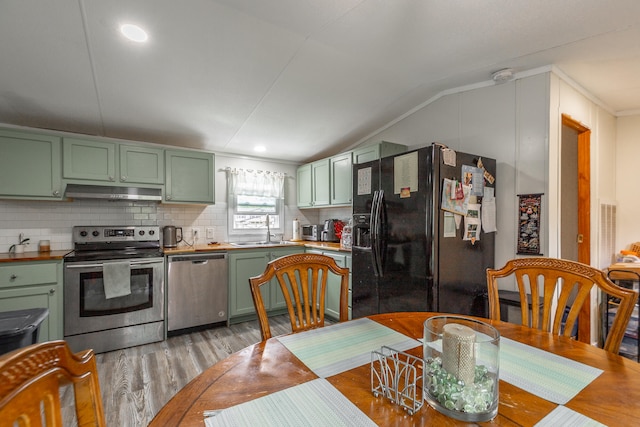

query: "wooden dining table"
xmin=150 ymin=312 xmax=640 ymax=426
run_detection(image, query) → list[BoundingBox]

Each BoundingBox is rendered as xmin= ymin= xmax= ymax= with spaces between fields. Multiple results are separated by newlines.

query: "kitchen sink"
xmin=230 ymin=241 xmax=270 ymax=247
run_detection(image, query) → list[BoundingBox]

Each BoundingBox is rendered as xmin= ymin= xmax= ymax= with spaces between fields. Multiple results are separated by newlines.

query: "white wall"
xmin=615 ymin=115 xmax=640 ymax=249
xmin=549 ymin=73 xmax=618 ymax=268
xmin=358 ymin=73 xmax=550 ymax=272
xmin=356 ymin=70 xmax=617 ymax=271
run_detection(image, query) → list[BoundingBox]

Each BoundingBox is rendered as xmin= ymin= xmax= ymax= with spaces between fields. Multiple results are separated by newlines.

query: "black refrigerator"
xmin=351 ymin=144 xmax=496 ymax=318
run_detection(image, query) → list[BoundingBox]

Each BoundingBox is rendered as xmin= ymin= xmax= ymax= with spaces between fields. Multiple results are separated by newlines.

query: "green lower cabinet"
xmin=306 ymin=249 xmax=352 ymax=320
xmin=0 ymin=261 xmax=63 ymax=342
xmin=228 ymin=247 xmax=303 ymax=324
xmin=229 ymin=250 xmax=270 ymax=320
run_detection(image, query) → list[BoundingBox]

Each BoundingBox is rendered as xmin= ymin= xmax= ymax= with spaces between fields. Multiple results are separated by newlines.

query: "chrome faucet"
xmin=266 ymin=214 xmax=271 ymax=243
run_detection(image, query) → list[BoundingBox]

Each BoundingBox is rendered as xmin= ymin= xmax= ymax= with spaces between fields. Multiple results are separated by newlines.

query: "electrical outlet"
xmin=192 ymin=227 xmax=202 ymax=240
xmin=206 ymin=227 xmax=215 ymax=239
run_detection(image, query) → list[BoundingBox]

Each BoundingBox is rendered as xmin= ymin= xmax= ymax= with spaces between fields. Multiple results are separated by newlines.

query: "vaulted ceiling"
xmin=2 ymin=1 xmax=640 ymax=163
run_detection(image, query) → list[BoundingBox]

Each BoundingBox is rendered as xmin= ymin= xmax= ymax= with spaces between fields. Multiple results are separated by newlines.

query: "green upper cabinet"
xmin=63 ymin=138 xmax=117 ymax=182
xmin=165 ymin=149 xmax=214 ymax=204
xmin=296 ymin=159 xmax=330 ymax=208
xmin=296 ymin=163 xmax=312 ymax=208
xmin=63 ymin=138 xmax=164 ymax=185
xmin=119 ymin=144 xmax=164 ymax=185
xmin=352 ymin=141 xmax=407 ymax=164
xmin=311 ymin=158 xmax=330 ymax=207
xmin=297 ymin=152 xmax=352 ymax=208
xmin=329 ymin=151 xmax=352 ymax=205
xmin=0 ymin=129 xmax=63 ymax=200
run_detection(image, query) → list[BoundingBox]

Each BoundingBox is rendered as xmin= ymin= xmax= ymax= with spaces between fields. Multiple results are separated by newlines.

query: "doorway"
xmin=560 ymin=113 xmax=591 ymax=344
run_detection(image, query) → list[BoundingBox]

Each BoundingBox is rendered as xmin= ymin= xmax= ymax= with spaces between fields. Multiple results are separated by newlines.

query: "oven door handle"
xmin=65 ymin=259 xmax=163 ymax=269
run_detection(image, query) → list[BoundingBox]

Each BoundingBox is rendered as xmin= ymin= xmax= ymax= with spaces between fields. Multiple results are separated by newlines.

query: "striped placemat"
xmin=500 ymin=337 xmax=603 ymax=404
xmin=534 ymin=405 xmax=606 ymax=427
xmin=276 ymin=318 xmax=419 ymax=378
xmin=204 ymin=378 xmax=377 ymax=427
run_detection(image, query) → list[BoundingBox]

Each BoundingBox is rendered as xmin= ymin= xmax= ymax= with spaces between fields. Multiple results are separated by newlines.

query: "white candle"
xmin=442 ymin=323 xmax=476 ymax=386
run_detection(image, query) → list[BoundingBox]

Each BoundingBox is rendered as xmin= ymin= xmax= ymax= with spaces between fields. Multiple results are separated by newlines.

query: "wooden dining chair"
xmin=487 ymin=257 xmax=638 ymax=354
xmin=249 ymin=253 xmax=350 ymax=341
xmin=0 ymin=340 xmax=106 ymax=427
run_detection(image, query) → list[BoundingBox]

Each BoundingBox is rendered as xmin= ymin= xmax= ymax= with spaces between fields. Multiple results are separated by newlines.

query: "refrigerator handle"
xmin=370 ymin=190 xmax=381 ymax=277
xmin=378 ymin=190 xmax=387 ymax=277
xmin=374 ymin=190 xmax=385 ymax=277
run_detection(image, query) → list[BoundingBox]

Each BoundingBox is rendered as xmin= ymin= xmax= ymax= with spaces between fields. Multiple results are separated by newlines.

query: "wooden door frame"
xmin=561 ymin=113 xmax=591 ymax=344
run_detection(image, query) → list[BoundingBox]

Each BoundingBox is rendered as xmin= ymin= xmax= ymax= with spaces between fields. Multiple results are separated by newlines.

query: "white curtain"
xmin=226 ymin=168 xmax=285 ymax=198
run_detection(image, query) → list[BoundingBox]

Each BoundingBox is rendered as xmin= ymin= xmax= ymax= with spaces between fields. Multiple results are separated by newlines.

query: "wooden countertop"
xmin=0 ymin=242 xmax=349 ymax=263
xmin=162 ymin=241 xmax=349 ymax=255
xmin=0 ymin=250 xmax=71 ymax=263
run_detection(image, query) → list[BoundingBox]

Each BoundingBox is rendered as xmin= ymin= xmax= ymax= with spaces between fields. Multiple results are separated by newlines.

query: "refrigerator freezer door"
xmin=377 ymin=148 xmax=434 ymax=314
xmin=351 ymin=160 xmax=381 ymax=318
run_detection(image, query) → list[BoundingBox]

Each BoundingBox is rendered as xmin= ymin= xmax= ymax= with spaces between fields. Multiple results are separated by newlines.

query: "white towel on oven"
xmin=103 ymin=261 xmax=132 ymax=299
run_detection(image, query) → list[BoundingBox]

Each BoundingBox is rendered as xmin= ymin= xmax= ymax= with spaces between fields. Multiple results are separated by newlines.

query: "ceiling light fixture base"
xmin=491 ymin=68 xmax=514 ymax=84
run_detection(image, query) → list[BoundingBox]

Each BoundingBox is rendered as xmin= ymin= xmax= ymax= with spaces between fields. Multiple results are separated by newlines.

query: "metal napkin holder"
xmin=371 ymin=346 xmax=425 ymax=415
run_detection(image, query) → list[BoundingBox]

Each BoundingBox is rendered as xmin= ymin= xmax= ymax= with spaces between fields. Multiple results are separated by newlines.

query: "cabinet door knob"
xmin=10 ymin=274 xmax=17 ymax=280
xmin=53 ymin=190 xmax=60 ymax=197
xmin=49 ymin=288 xmax=56 ymax=295
xmin=108 ymin=175 xmax=115 ymax=181
xmin=121 ymin=176 xmax=127 ymax=182
xmin=166 ymin=195 xmax=172 ymax=200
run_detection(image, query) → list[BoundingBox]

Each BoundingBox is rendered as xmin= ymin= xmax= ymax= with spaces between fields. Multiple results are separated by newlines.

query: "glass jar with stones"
xmin=423 ymin=315 xmax=500 ymax=422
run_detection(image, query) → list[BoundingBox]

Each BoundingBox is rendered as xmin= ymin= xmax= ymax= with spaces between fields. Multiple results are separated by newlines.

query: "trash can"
xmin=0 ymin=308 xmax=49 ymax=356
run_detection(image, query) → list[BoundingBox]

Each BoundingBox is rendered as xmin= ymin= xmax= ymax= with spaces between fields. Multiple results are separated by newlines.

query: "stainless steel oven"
xmin=63 ymin=225 xmax=164 ymax=353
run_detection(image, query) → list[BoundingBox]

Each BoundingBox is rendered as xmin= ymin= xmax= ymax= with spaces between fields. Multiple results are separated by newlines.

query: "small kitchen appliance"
xmin=321 ymin=219 xmax=341 ymax=242
xmin=301 ymin=224 xmax=322 ymax=241
xmin=163 ymin=225 xmax=183 ymax=248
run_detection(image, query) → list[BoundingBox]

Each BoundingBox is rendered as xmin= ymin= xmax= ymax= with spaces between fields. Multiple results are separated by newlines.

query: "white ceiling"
xmin=2 ymin=0 xmax=640 ymax=163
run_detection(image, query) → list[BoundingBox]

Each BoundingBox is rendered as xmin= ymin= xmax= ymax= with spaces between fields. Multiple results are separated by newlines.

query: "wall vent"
xmin=599 ymin=201 xmax=617 ymax=269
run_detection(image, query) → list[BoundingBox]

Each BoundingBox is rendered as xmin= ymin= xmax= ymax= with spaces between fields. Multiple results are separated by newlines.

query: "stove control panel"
xmin=73 ymin=226 xmax=160 ymax=243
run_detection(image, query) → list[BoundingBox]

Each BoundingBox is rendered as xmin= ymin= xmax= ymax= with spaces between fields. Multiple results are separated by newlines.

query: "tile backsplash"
xmin=0 ymin=199 xmax=351 ymax=253
xmin=0 ymin=199 xmax=227 ymax=253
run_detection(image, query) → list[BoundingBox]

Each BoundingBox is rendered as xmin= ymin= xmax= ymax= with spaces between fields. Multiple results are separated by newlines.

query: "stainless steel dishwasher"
xmin=167 ymin=252 xmax=228 ymax=333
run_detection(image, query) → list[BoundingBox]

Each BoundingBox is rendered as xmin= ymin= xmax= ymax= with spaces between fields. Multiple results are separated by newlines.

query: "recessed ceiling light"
xmin=254 ymin=146 xmax=266 ymax=153
xmin=120 ymin=24 xmax=148 ymax=43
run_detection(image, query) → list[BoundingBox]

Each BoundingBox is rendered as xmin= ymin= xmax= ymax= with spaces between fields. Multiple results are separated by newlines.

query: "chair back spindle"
xmin=0 ymin=340 xmax=106 ymax=427
xmin=487 ymin=257 xmax=637 ymax=354
xmin=250 ymin=253 xmax=350 ymax=341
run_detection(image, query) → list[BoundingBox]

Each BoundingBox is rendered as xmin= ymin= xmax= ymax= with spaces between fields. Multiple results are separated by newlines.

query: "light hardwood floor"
xmin=63 ymin=315 xmax=292 ymax=427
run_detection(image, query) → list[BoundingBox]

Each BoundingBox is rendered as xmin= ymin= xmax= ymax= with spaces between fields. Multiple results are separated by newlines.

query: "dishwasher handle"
xmin=168 ymin=253 xmax=227 ymax=263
